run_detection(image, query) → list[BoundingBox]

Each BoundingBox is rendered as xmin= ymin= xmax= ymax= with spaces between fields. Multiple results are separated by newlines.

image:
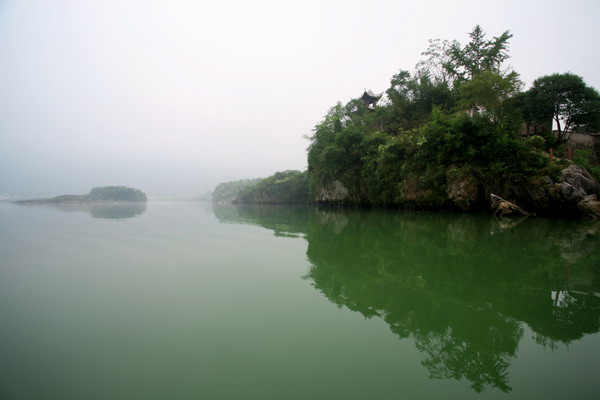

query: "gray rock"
xmin=317 ymin=180 xmax=350 ymax=203
xmin=577 ymin=194 xmax=600 ymax=220
xmin=447 ymin=168 xmax=478 ymax=211
xmin=521 ymin=176 xmax=554 ymax=210
xmin=545 ymin=165 xmax=600 ymax=214
xmin=553 ymin=181 xmax=587 ymax=203
xmin=561 ymin=165 xmax=600 ymax=196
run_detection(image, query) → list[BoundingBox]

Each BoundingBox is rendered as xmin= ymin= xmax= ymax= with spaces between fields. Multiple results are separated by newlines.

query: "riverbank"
xmin=212 ymin=162 xmax=600 ymax=220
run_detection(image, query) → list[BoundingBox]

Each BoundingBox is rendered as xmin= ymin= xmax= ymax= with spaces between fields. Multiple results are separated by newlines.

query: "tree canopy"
xmin=524 ymin=73 xmax=600 ymax=145
xmin=418 ymin=25 xmax=513 ymax=85
xmin=446 ymin=25 xmax=513 ymax=81
xmin=89 ymin=186 xmax=147 ymax=202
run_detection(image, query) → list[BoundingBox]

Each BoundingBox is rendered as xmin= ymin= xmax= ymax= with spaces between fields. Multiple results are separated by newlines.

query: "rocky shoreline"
xmin=312 ymin=164 xmax=600 ymax=220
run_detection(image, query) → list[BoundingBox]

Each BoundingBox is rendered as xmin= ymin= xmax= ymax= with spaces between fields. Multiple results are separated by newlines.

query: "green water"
xmin=1 ymin=202 xmax=599 ymax=399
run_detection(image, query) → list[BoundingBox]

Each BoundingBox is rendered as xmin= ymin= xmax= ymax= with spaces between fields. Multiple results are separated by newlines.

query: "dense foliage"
xmin=306 ymin=25 xmax=600 ymax=208
xmin=213 ymin=171 xmax=309 ymax=204
xmin=212 ymin=25 xmax=599 ymax=211
xmin=234 ymin=170 xmax=309 ymax=204
xmin=88 ymin=186 xmax=147 ymax=202
xmin=212 ymin=178 xmax=262 ymax=203
xmin=524 ymin=73 xmax=600 ymax=146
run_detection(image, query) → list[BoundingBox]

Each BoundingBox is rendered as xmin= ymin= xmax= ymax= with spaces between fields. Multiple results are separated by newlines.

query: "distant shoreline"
xmin=13 ymin=198 xmax=146 ymax=205
xmin=14 ymin=186 xmax=148 ymax=204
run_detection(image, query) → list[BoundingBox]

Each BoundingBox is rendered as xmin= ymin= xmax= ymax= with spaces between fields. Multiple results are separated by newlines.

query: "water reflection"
xmin=213 ymin=203 xmax=309 ymax=238
xmin=214 ymin=204 xmax=600 ymax=392
xmin=38 ymin=203 xmax=147 ymax=220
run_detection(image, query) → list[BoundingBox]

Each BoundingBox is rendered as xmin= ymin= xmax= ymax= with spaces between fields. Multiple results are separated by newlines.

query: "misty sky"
xmin=1 ymin=0 xmax=599 ymax=198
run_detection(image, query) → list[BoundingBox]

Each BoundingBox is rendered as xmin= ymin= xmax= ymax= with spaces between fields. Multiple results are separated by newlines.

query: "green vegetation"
xmin=524 ymin=72 xmax=600 ymax=146
xmin=306 ymin=25 xmax=599 ymax=209
xmin=213 ymin=171 xmax=309 ymax=204
xmin=16 ymin=186 xmax=147 ymax=203
xmin=88 ymin=186 xmax=147 ymax=202
xmin=214 ymin=25 xmax=599 ymax=213
xmin=212 ymin=178 xmax=262 ymax=203
xmin=573 ymin=149 xmax=600 ymax=181
xmin=234 ymin=170 xmax=309 ymax=204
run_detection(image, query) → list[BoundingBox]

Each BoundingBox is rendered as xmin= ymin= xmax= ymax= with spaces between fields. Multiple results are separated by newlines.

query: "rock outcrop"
xmin=554 ymin=165 xmax=599 ymax=201
xmin=447 ymin=168 xmax=479 ymax=211
xmin=308 ymin=164 xmax=600 ymax=219
xmin=514 ymin=165 xmax=600 ymax=219
xmin=445 ymin=164 xmax=600 ymax=219
xmin=577 ymin=195 xmax=600 ymax=220
xmin=316 ymin=180 xmax=351 ymax=203
xmin=547 ymin=165 xmax=600 ymax=218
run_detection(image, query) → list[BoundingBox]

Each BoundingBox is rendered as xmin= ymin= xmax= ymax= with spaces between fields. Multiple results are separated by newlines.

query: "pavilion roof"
xmin=360 ymin=90 xmax=383 ymax=103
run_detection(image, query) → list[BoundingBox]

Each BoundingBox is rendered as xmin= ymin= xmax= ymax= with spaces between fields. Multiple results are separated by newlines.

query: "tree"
xmin=416 ymin=39 xmax=456 ymax=84
xmin=446 ymin=25 xmax=513 ymax=82
xmin=385 ymin=70 xmax=454 ymax=132
xmin=457 ymin=70 xmax=523 ymax=125
xmin=306 ymin=102 xmax=374 ymax=197
xmin=525 ymin=73 xmax=600 ymax=146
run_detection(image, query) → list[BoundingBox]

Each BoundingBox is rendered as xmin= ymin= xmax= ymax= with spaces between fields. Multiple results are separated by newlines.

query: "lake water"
xmin=1 ymin=201 xmax=599 ymax=399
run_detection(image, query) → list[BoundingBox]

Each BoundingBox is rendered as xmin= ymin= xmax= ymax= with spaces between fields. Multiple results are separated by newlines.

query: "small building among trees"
xmin=359 ymin=89 xmax=383 ymax=110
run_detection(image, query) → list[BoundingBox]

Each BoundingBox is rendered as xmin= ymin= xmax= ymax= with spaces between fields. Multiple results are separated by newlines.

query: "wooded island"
xmin=214 ymin=26 xmax=600 ymax=219
xmin=16 ymin=186 xmax=148 ymax=204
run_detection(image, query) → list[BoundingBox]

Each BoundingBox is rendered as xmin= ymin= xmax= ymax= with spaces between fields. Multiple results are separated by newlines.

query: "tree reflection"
xmin=213 ymin=204 xmax=600 ymax=392
xmin=46 ymin=202 xmax=148 ymax=220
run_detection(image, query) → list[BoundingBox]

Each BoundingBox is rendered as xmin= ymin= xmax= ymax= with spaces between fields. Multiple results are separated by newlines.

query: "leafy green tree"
xmin=370 ymin=132 xmax=423 ymax=204
xmin=385 ymin=70 xmax=454 ymax=132
xmin=457 ymin=70 xmax=523 ymax=125
xmin=417 ymin=25 xmax=513 ymax=87
xmin=307 ymin=99 xmax=383 ymax=200
xmin=416 ymin=26 xmax=519 ymax=128
xmin=525 ymin=73 xmax=600 ymax=146
xmin=446 ymin=25 xmax=513 ymax=82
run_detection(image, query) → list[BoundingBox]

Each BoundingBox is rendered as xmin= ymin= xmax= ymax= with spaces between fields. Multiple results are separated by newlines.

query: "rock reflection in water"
xmin=214 ymin=204 xmax=600 ymax=393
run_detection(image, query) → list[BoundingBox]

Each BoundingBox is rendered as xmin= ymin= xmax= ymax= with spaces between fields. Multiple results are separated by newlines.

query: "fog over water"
xmin=1 ymin=0 xmax=599 ymax=198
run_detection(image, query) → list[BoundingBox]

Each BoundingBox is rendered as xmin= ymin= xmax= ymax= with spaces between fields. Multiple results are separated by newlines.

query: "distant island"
xmin=16 ymin=186 xmax=148 ymax=204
